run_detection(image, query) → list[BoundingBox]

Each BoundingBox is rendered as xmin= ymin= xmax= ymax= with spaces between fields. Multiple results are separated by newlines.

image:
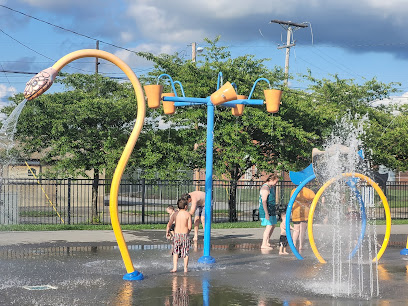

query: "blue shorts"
xmin=195 ymin=206 xmax=204 ymax=217
xmin=261 ymin=216 xmax=277 ymax=226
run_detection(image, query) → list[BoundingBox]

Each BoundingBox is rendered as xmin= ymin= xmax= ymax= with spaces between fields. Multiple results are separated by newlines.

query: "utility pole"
xmin=95 ymin=40 xmax=99 ymax=74
xmin=270 ymin=20 xmax=308 ymax=86
xmin=192 ymin=42 xmax=197 ymax=62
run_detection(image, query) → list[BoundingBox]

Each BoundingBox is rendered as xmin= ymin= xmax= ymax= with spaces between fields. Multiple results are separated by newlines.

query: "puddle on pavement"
xmin=0 ymin=243 xmax=407 ymax=305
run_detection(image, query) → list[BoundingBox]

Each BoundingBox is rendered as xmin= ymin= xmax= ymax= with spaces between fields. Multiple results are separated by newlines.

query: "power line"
xmin=0 ymin=70 xmax=36 ymax=75
xmin=0 ymin=28 xmax=91 ymax=73
xmin=0 ymin=28 xmax=54 ymax=61
xmin=309 ymin=46 xmax=366 ymax=81
xmin=294 ymin=54 xmax=332 ymax=74
xmin=0 ymin=69 xmax=134 ymax=81
xmin=0 ymin=63 xmax=12 ymax=88
xmin=0 ymin=4 xmax=141 ymax=56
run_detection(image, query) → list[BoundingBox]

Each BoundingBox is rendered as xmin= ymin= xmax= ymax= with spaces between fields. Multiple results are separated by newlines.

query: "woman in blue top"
xmin=259 ymin=173 xmax=279 ymax=249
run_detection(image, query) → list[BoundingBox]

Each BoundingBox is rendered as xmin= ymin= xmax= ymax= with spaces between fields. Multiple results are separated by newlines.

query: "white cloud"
xmin=115 ymin=0 xmax=408 ymax=58
xmin=362 ymin=0 xmax=408 ymax=14
xmin=9 ymin=0 xmax=408 ymax=53
xmin=3 ymin=0 xmax=408 ymax=86
xmin=0 ymin=84 xmax=17 ymax=108
xmin=371 ymin=92 xmax=408 ymax=107
xmin=120 ymin=31 xmax=134 ymax=44
xmin=125 ymin=1 xmax=209 ymax=43
xmin=114 ymin=43 xmax=178 ymax=68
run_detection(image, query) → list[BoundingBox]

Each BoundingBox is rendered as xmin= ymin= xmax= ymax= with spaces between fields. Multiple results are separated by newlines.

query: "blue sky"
xmin=1 ymin=0 xmax=408 ymax=106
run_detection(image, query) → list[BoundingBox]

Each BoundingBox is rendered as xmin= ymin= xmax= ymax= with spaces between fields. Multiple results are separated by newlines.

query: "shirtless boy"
xmin=166 ymin=197 xmax=192 ymax=273
xmin=181 ymin=191 xmax=206 ymax=241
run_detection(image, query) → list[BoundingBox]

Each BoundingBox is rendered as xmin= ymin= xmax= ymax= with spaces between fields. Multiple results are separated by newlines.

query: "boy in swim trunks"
xmin=167 ymin=197 xmax=192 ymax=273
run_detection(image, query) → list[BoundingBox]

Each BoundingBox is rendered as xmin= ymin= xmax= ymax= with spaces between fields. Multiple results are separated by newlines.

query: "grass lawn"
xmin=0 ymin=221 xmax=263 ymax=231
xmin=0 ymin=219 xmax=406 ymax=231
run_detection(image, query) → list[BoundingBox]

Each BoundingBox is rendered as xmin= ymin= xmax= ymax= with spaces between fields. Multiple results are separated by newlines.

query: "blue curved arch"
xmin=285 ymin=174 xmax=316 ymax=260
xmin=346 ymin=178 xmax=367 ymax=259
xmin=158 ymin=74 xmax=178 ymax=95
xmin=286 ymin=174 xmax=367 ymax=260
xmin=248 ymin=78 xmax=270 ymax=100
xmin=174 ymin=81 xmax=185 ymax=97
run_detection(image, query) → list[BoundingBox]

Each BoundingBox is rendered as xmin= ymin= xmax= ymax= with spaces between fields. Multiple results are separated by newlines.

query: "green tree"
xmin=136 ymin=39 xmax=399 ymax=221
xmin=7 ymin=38 xmax=399 ymax=224
xmin=136 ymin=37 xmax=328 ymax=221
xmin=364 ymin=103 xmax=408 ymax=171
xmin=303 ymin=71 xmax=402 ymax=171
xmin=11 ymin=73 xmax=138 ymax=223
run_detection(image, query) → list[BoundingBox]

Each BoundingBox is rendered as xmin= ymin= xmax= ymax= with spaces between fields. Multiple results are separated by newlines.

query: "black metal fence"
xmin=0 ymin=178 xmax=407 ymax=225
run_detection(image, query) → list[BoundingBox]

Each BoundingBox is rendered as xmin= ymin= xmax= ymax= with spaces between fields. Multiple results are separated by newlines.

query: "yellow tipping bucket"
xmin=162 ymin=92 xmax=176 ymax=115
xmin=144 ymin=84 xmax=163 ymax=109
xmin=232 ymin=95 xmax=247 ymax=116
xmin=210 ymin=82 xmax=237 ymax=106
xmin=264 ymin=89 xmax=282 ymax=113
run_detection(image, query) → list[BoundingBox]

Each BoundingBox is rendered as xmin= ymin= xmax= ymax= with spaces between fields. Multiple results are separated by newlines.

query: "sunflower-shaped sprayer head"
xmin=24 ymin=67 xmax=57 ymax=101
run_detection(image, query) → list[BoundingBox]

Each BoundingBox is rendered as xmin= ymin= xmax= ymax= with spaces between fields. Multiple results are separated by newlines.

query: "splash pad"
xmin=20 ymin=49 xmax=403 ymax=301
xmin=23 ymin=50 xmax=282 ymax=279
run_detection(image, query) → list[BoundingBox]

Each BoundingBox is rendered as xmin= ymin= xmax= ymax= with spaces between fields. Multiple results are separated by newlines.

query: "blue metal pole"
xmin=173 ymin=102 xmax=204 ymax=107
xmin=221 ymin=99 xmax=264 ymax=107
xmin=163 ymin=96 xmax=207 ymax=103
xmin=198 ymin=97 xmax=216 ymax=264
xmin=217 ymin=72 xmax=223 ymax=90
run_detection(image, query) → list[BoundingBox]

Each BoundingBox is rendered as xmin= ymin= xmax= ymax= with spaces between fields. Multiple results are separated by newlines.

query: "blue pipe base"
xmin=400 ymin=248 xmax=408 ymax=256
xmin=198 ymin=255 xmax=216 ymax=264
xmin=123 ymin=270 xmax=144 ymax=281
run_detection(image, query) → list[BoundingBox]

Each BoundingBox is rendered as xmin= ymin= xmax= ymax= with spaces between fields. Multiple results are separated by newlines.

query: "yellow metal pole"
xmin=30 ymin=49 xmax=145 ymax=276
xmin=308 ymin=172 xmax=391 ymax=263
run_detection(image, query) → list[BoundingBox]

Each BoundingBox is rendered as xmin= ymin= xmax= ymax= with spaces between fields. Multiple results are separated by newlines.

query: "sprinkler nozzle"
xmin=24 ymin=67 xmax=57 ymax=100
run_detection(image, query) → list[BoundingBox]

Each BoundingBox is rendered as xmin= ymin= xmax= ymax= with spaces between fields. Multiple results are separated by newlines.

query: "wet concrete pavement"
xmin=1 ymin=225 xmax=408 ymax=305
xmin=0 ymin=224 xmax=406 ymax=248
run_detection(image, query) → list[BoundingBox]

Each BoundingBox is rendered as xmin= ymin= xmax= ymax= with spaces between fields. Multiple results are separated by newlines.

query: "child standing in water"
xmin=166 ymin=205 xmax=176 ymax=240
xmin=279 ymin=211 xmax=294 ymax=255
xmin=166 ymin=198 xmax=192 ymax=273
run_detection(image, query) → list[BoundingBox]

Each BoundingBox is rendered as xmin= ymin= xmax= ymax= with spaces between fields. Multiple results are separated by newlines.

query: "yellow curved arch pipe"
xmin=52 ymin=49 xmax=145 ymax=274
xmin=308 ymin=172 xmax=391 ymax=264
